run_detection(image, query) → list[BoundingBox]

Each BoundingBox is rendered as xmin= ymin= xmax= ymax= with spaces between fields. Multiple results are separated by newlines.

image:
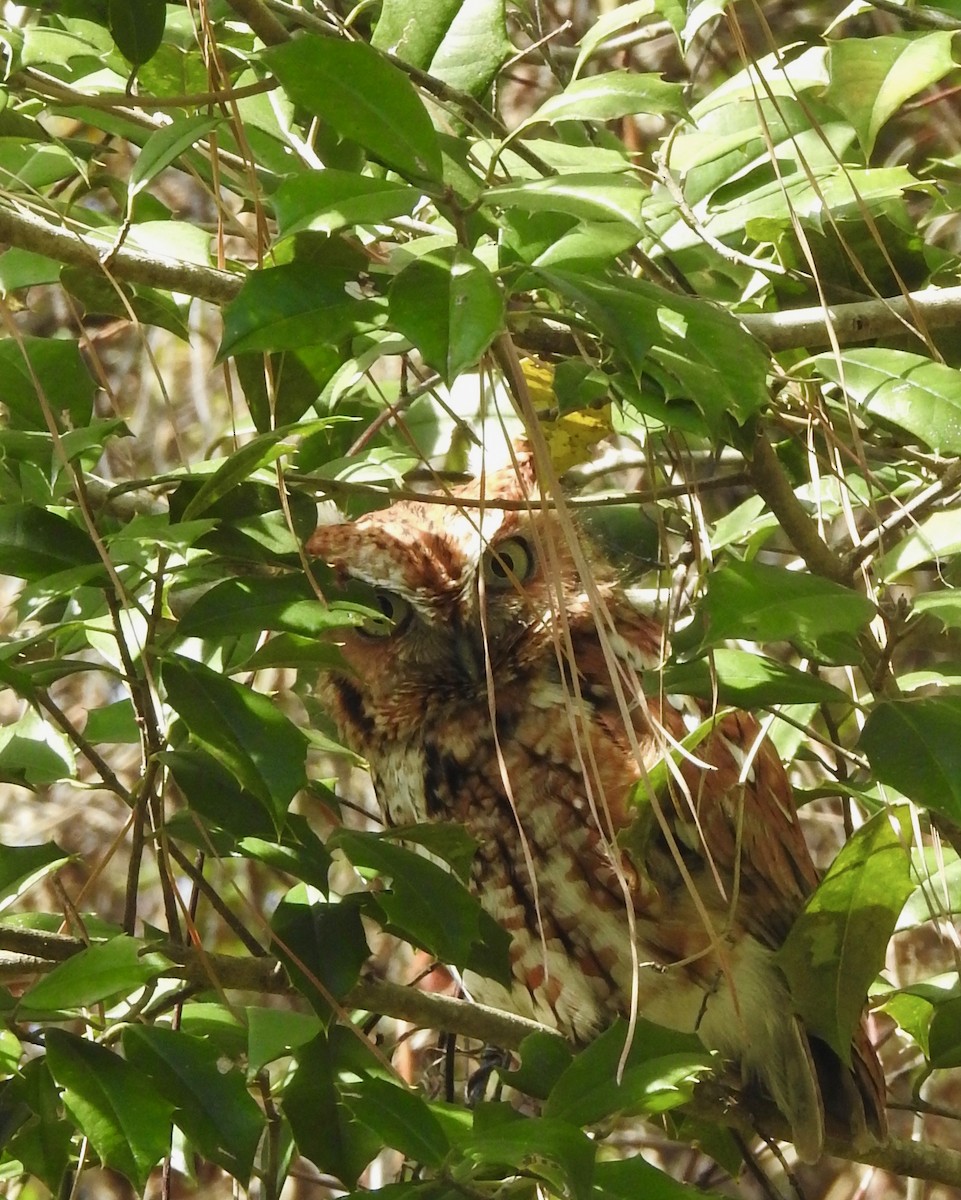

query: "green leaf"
xmin=128 ymin=113 xmax=218 ymax=198
xmin=913 ymin=592 xmax=961 ymax=631
xmin=814 ymin=348 xmax=961 ymax=456
xmin=0 ymin=842 xmax=70 ymax=910
xmin=860 ymin=698 xmax=961 ymax=822
xmin=262 ymin=36 xmax=443 ymax=182
xmin=544 ymin=1019 xmax=710 ymax=1126
xmin=164 ymin=747 xmax=278 ymax=840
xmin=389 ymin=246 xmax=504 ymax=383
xmin=928 ymin=995 xmax=961 ymax=1069
xmin=246 ymin=1007 xmax=322 ymax=1075
xmin=284 ymin=1030 xmax=382 ymax=1186
xmin=826 ymin=32 xmax=956 ymax=157
xmin=662 ymin=649 xmax=850 ymax=707
xmin=20 ymin=936 xmax=168 ymax=1013
xmin=522 ymin=71 xmax=684 ymax=128
xmin=346 ymin=1077 xmax=450 ymax=1167
xmin=0 ymin=338 xmax=96 ymax=431
xmin=541 ymin=272 xmax=769 ymax=427
xmin=699 ymin=560 xmax=875 ymax=655
xmin=178 ymin=576 xmax=360 ymax=640
xmin=595 ymin=1155 xmax=728 ymax=1200
xmin=331 ymin=830 xmax=510 ymax=982
xmin=46 ymin=1030 xmax=173 ymax=1193
xmin=422 ymin=0 xmax=514 ymax=97
xmin=499 ymin=1032 xmax=573 ymax=1100
xmin=574 ymin=1 xmax=683 ymax=78
xmin=776 ymin=807 xmax=914 ymax=1062
xmin=460 ymin=1114 xmax=595 ymax=1200
xmin=123 ymin=1025 xmax=265 ymax=1183
xmin=273 ymin=171 xmax=420 ymax=238
xmin=486 ymin=174 xmax=647 ymax=227
xmin=108 ymin=0 xmax=165 ymax=65
xmin=0 ymin=505 xmax=100 ymax=581
xmin=219 ymin=261 xmax=382 ymax=360
xmin=879 ymin=510 xmax=961 ymax=580
xmin=162 ymin=656 xmax=307 ymax=818
xmin=271 ymin=888 xmax=370 ymax=1011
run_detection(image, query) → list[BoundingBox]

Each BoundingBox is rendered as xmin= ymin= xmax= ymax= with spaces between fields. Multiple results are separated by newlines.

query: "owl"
xmin=307 ymin=449 xmax=886 ymax=1163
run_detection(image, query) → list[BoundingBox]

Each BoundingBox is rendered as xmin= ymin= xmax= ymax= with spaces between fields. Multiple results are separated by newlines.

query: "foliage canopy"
xmin=1 ymin=0 xmax=961 ymax=1196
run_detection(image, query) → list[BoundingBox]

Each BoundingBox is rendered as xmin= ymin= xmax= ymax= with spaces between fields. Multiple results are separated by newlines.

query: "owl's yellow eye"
xmin=482 ymin=536 xmax=534 ymax=588
xmin=357 ymin=590 xmax=412 ymax=638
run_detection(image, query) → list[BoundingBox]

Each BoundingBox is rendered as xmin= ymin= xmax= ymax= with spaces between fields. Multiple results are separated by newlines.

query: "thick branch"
xmin=739 ymin=285 xmax=961 ymax=351
xmin=748 ymin=431 xmax=851 ymax=585
xmin=0 ymin=205 xmax=242 ymax=305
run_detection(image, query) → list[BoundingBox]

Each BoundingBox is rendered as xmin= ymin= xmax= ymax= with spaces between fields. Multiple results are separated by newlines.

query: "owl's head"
xmin=306 ymin=454 xmax=599 ymax=722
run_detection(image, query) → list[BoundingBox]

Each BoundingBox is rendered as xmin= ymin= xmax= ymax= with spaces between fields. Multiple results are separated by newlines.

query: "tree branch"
xmin=0 ymin=205 xmax=242 ymax=305
xmin=739 ymin=285 xmax=961 ymax=351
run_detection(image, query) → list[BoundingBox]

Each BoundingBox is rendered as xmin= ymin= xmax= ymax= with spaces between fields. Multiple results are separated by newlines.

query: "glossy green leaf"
xmin=164 ymin=747 xmax=278 ymax=840
xmin=178 ymin=576 xmax=359 ymax=640
xmin=814 ymin=348 xmax=961 ymax=455
xmin=499 ymin=1032 xmax=573 ymax=1100
xmin=246 ymin=1007 xmax=322 ymax=1075
xmin=285 ymin=1030 xmax=382 ymax=1186
xmin=83 ymin=699 xmax=140 ymax=745
xmin=0 ymin=505 xmax=100 ymax=581
xmin=21 ymin=936 xmax=168 ymax=1012
xmin=522 ymin=71 xmax=684 ymax=128
xmin=700 ymin=560 xmax=875 ymax=654
xmin=332 ymin=830 xmax=510 ymax=982
xmin=662 ymin=649 xmax=849 ymax=707
xmin=389 ymin=246 xmax=505 ymax=384
xmin=262 ymin=36 xmax=443 ymax=182
xmin=776 ymin=807 xmax=914 ymax=1061
xmin=486 ymin=174 xmax=646 ymax=226
xmin=271 ymin=888 xmax=370 ymax=1010
xmin=0 ymin=338 xmax=96 ymax=431
xmin=542 ymin=272 xmax=769 ymax=427
xmin=0 ymin=841 xmax=70 ymax=909
xmin=595 ymin=1155 xmax=728 ymax=1200
xmin=861 ymin=698 xmax=961 ymax=822
xmin=108 ymin=0 xmax=165 ymax=65
xmin=879 ymin=510 xmax=961 ymax=580
xmin=346 ymin=1077 xmax=450 ymax=1167
xmin=273 ymin=171 xmax=420 ymax=238
xmin=544 ymin=1019 xmax=710 ymax=1125
xmin=827 ymin=33 xmax=955 ymax=157
xmin=574 ymin=1 xmax=684 ymax=78
xmin=421 ymin=0 xmax=514 ymax=97
xmin=46 ymin=1030 xmax=173 ymax=1193
xmin=128 ymin=113 xmax=218 ymax=197
xmin=913 ymin=592 xmax=961 ymax=631
xmin=461 ymin=1114 xmax=595 ymax=1200
xmin=123 ymin=1025 xmax=265 ymax=1183
xmin=927 ymin=995 xmax=961 ymax=1069
xmin=219 ymin=261 xmax=382 ymax=360
xmin=162 ymin=655 xmax=308 ymax=817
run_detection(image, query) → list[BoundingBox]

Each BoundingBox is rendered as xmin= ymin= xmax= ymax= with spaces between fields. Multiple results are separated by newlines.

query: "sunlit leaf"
xmin=21 ymin=936 xmax=168 ymax=1012
xmin=776 ymin=807 xmax=914 ymax=1061
xmin=346 ymin=1077 xmax=450 ymax=1167
xmin=827 ymin=32 xmax=955 ymax=157
xmin=162 ymin=656 xmax=307 ymax=818
xmin=861 ymin=698 xmax=961 ymax=822
xmin=262 ymin=36 xmax=443 ymax=182
xmin=46 ymin=1030 xmax=173 ymax=1193
xmin=123 ymin=1025 xmax=265 ymax=1183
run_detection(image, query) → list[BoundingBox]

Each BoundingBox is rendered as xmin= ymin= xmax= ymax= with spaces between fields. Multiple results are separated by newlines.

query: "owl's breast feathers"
xmin=307 ymin=485 xmax=886 ymax=1162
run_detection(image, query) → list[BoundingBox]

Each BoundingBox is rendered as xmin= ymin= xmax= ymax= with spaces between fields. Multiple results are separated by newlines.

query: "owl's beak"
xmin=453 ymin=629 xmax=484 ymax=682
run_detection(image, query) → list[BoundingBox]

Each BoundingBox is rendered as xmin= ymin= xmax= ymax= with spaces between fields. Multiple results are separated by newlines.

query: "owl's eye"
xmin=482 ymin=536 xmax=534 ymax=589
xmin=356 ymin=590 xmax=412 ymax=638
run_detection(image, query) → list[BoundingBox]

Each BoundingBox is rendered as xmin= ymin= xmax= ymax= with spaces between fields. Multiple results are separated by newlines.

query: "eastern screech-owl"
xmin=308 ymin=451 xmax=885 ymax=1163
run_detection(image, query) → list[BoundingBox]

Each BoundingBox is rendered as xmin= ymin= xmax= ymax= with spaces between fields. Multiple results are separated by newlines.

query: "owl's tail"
xmin=765 ymin=1015 xmax=886 ymax=1163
